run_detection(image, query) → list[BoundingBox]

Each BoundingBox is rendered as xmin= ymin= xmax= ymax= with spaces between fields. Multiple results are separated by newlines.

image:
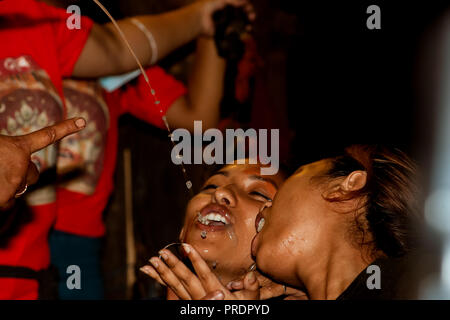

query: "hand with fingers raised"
xmin=140 ymin=243 xmax=260 ymax=300
xmin=0 ymin=118 xmax=86 ymax=210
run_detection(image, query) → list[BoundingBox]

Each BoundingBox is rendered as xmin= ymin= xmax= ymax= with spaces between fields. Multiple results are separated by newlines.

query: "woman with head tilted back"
xmin=143 ymin=145 xmax=421 ymax=300
xmin=140 ymin=161 xmax=299 ymax=300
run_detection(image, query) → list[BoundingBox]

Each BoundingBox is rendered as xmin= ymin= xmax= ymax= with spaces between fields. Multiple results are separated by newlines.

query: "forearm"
xmin=189 ymin=37 xmax=225 ymax=128
xmin=130 ymin=3 xmax=205 ymax=65
xmin=73 ymin=2 xmax=205 ymax=77
xmin=167 ymin=37 xmax=225 ymax=130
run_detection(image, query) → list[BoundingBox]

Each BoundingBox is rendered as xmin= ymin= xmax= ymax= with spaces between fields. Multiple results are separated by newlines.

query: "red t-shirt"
xmin=0 ymin=0 xmax=187 ymax=299
xmin=55 ymin=68 xmax=187 ymax=237
xmin=0 ymin=0 xmax=93 ymax=299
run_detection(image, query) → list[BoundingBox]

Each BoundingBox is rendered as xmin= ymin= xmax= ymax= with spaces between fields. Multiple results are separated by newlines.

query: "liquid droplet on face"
xmin=201 ymin=231 xmax=207 ymax=239
xmin=212 ymin=261 xmax=217 ymax=269
xmin=226 ymin=225 xmax=238 ymax=247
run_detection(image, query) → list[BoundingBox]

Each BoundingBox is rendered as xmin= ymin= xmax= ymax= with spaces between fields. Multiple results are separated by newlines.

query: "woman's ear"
xmin=322 ymin=170 xmax=367 ymax=200
xmin=341 ymin=170 xmax=367 ymax=192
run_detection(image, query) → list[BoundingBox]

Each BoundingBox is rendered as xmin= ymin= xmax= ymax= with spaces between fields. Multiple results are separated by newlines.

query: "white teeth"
xmin=257 ymin=218 xmax=265 ymax=233
xmin=197 ymin=212 xmax=229 ymax=225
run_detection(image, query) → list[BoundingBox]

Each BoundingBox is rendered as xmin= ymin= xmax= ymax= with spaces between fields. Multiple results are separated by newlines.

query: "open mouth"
xmin=196 ymin=203 xmax=232 ymax=231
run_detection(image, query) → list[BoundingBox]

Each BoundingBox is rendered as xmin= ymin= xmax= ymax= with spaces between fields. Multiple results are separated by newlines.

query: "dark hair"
xmin=323 ymin=145 xmax=421 ymax=258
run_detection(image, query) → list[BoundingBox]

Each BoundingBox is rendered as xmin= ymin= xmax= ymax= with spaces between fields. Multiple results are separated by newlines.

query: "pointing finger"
xmin=20 ymin=118 xmax=86 ymax=154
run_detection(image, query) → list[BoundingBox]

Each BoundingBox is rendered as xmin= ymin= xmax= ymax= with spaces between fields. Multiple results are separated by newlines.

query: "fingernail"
xmin=150 ymin=258 xmax=159 ymax=268
xmin=75 ymin=118 xmax=86 ymax=128
xmin=247 ymin=271 xmax=256 ymax=284
xmin=210 ymin=290 xmax=224 ymax=300
xmin=140 ymin=266 xmax=149 ymax=274
xmin=159 ymin=251 xmax=168 ymax=260
xmin=182 ymin=243 xmax=191 ymax=254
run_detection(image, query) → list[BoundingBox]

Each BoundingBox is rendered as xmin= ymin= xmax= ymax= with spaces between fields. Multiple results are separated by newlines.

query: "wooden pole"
xmin=123 ymin=148 xmax=136 ymax=299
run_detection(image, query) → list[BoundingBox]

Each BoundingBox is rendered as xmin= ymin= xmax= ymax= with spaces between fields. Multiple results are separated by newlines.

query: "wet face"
xmin=252 ymin=159 xmax=343 ymax=287
xmin=180 ymin=163 xmax=284 ymax=283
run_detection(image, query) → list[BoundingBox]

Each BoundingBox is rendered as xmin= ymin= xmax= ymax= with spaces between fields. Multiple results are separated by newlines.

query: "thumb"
xmin=201 ymin=290 xmax=225 ymax=300
xmin=244 ymin=271 xmax=259 ymax=291
xmin=234 ymin=271 xmax=260 ymax=300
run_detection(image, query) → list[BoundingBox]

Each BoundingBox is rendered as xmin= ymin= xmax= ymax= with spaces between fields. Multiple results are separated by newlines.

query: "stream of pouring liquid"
xmin=91 ymin=1 xmax=256 ymax=277
xmin=92 ymin=0 xmax=193 ymax=196
xmin=90 ymin=1 xmax=259 ymax=285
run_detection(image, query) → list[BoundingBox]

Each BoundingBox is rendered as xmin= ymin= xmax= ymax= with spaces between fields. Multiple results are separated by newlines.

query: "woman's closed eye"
xmin=249 ymin=191 xmax=273 ymax=202
xmin=201 ymin=184 xmax=218 ymax=192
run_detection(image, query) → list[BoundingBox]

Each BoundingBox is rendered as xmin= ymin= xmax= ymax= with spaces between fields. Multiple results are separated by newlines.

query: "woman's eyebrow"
xmin=249 ymin=175 xmax=278 ymax=189
xmin=210 ymin=170 xmax=229 ymax=178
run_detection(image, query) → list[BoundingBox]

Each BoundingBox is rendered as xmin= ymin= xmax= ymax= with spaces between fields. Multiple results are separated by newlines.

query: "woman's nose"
xmin=213 ymin=186 xmax=236 ymax=207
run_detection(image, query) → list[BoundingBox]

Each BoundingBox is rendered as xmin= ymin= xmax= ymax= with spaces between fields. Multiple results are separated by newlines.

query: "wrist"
xmin=191 ymin=0 xmax=215 ymax=37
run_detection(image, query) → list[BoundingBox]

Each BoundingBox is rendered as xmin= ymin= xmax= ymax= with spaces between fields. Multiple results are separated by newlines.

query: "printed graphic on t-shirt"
xmin=0 ymin=55 xmax=64 ymax=205
xmin=57 ymin=80 xmax=109 ymax=195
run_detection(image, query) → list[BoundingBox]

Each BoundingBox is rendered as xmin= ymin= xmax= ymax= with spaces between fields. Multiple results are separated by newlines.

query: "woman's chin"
xmin=186 ymin=237 xmax=220 ymax=258
xmin=185 ymin=226 xmax=228 ymax=245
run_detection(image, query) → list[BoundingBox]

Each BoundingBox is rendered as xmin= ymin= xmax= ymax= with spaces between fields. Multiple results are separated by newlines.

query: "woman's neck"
xmin=213 ymin=269 xmax=246 ymax=287
xmin=299 ymin=242 xmax=377 ymax=300
xmin=207 ymin=261 xmax=251 ymax=287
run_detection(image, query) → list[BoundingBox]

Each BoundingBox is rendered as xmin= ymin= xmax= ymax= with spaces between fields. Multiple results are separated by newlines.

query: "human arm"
xmin=164 ymin=37 xmax=225 ymax=131
xmin=72 ymin=0 xmax=251 ymax=78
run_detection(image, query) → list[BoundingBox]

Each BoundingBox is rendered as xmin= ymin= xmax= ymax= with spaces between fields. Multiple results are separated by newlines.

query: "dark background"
xmin=62 ymin=0 xmax=450 ymax=298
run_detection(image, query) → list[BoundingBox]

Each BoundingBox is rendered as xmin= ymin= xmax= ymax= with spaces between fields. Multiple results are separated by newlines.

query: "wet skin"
xmin=180 ymin=163 xmax=285 ymax=285
xmin=252 ymin=159 xmax=373 ymax=299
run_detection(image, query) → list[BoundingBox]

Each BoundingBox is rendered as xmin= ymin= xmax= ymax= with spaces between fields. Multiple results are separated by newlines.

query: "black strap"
xmin=0 ymin=265 xmax=59 ymax=300
xmin=0 ymin=265 xmax=39 ymax=279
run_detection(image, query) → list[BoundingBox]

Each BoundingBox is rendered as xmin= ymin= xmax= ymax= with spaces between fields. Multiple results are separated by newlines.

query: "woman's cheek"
xmin=257 ymin=222 xmax=285 ymax=262
xmin=255 ymin=227 xmax=274 ymax=259
xmin=256 ymin=240 xmax=276 ymax=276
xmin=257 ymin=237 xmax=292 ymax=282
xmin=235 ymin=230 xmax=254 ymax=264
xmin=185 ymin=195 xmax=209 ymax=221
